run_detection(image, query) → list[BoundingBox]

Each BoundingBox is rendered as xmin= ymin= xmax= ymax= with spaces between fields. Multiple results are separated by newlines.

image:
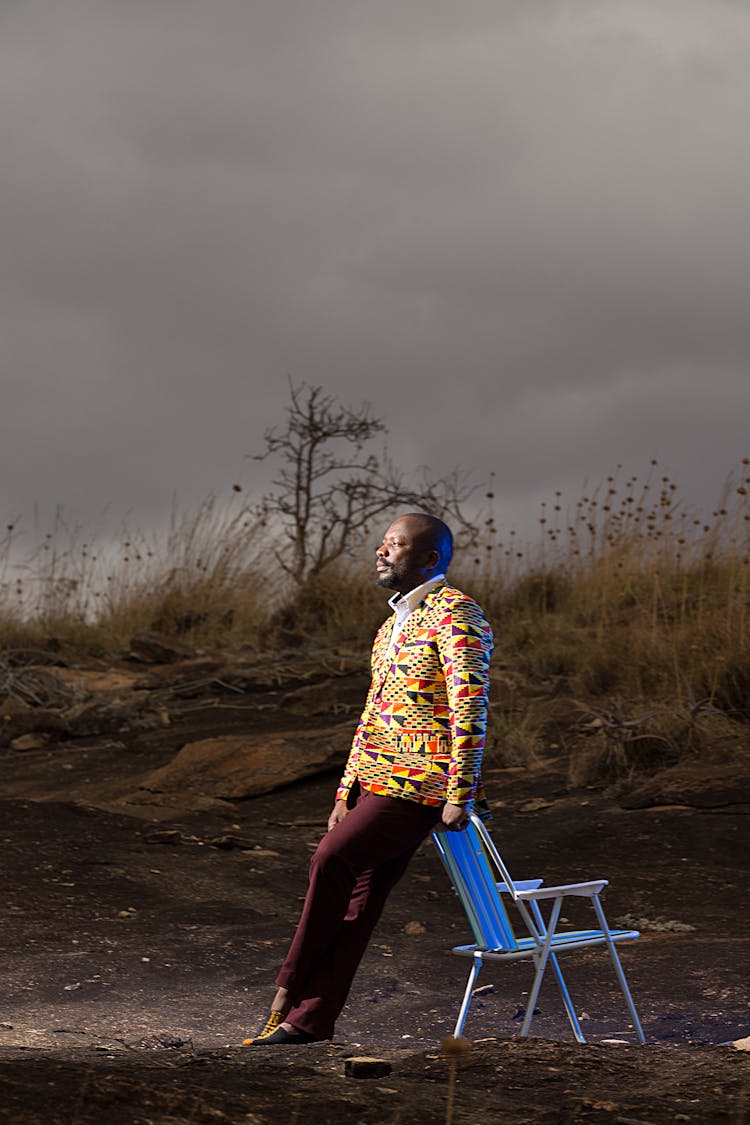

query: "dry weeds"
xmin=3 ymin=461 xmax=750 ymax=779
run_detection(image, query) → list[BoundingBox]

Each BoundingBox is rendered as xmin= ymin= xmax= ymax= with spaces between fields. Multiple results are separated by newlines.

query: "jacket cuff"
xmin=335 ymin=781 xmax=352 ymax=803
xmin=447 ymin=780 xmax=477 ymax=807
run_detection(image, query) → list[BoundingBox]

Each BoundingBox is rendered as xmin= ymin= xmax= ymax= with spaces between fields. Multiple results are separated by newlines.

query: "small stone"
xmin=512 ymin=1004 xmax=541 ymax=1020
xmin=10 ymin=733 xmax=49 ymax=751
xmin=209 ymin=835 xmax=253 ymax=850
xmin=63 ymin=982 xmax=81 ymax=991
xmin=472 ymin=984 xmax=495 ymax=997
xmin=344 ymin=1057 xmax=392 ymax=1079
xmin=732 ymin=1036 xmax=750 ymax=1052
xmin=144 ymin=830 xmax=184 ymax=846
xmin=518 ymin=798 xmax=553 ymax=813
xmin=403 ymin=920 xmax=426 ymax=935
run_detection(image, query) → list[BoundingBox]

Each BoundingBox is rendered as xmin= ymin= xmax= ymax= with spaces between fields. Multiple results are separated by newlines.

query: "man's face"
xmin=375 ymin=517 xmax=439 ymax=593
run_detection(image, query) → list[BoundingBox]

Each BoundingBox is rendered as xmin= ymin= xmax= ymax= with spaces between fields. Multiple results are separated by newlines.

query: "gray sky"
xmin=2 ymin=0 xmax=750 ymax=550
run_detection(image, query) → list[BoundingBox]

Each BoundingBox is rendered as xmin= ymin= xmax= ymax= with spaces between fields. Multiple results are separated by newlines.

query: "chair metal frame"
xmin=432 ymin=814 xmax=645 ymax=1044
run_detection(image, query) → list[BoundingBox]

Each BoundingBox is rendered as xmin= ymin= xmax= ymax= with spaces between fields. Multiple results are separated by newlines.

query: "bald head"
xmin=375 ymin=513 xmax=453 ymax=593
xmin=398 ymin=513 xmax=453 ymax=571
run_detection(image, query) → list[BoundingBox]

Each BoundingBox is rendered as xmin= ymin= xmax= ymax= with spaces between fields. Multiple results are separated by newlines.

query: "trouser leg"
xmin=275 ymin=791 xmax=440 ymax=1039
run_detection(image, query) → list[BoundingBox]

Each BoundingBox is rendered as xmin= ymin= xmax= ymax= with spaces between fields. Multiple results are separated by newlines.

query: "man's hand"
xmin=327 ymin=799 xmax=349 ymax=832
xmin=441 ymin=802 xmax=469 ymax=831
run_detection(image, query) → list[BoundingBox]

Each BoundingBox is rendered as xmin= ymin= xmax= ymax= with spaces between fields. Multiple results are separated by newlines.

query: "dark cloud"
xmin=1 ymin=1 xmax=749 ymax=543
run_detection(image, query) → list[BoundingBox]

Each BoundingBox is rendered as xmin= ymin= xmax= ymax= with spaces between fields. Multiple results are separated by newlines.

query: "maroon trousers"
xmin=276 ymin=790 xmax=442 ymax=1040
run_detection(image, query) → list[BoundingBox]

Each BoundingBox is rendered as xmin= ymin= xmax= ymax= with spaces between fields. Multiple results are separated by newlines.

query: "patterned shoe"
xmin=249 ymin=1024 xmax=319 ymax=1046
xmin=242 ymin=1009 xmax=283 ymax=1046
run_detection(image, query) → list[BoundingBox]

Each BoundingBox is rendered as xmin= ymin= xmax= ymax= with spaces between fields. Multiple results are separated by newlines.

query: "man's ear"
xmin=425 ymin=548 xmax=440 ymax=571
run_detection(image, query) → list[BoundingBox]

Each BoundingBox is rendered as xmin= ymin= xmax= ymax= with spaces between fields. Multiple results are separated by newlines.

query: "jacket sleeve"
xmin=335 ymin=619 xmax=390 ymax=803
xmin=335 ymin=698 xmax=369 ymax=804
xmin=436 ymin=595 xmax=493 ymax=808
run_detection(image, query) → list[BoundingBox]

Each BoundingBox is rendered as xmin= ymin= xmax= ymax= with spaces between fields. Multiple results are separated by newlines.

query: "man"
xmin=244 ymin=512 xmax=493 ymax=1046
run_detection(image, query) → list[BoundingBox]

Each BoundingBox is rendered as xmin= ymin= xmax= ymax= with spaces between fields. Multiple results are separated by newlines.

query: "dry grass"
xmin=453 ymin=459 xmax=750 ymax=773
xmin=3 ymin=461 xmax=750 ymax=778
xmin=0 ymin=495 xmax=274 ymax=654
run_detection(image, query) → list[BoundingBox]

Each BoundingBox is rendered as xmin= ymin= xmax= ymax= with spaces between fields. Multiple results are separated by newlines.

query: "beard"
xmin=376 ymin=555 xmax=425 ymax=593
xmin=375 ymin=567 xmax=398 ymax=594
xmin=375 ymin=563 xmax=401 ymax=590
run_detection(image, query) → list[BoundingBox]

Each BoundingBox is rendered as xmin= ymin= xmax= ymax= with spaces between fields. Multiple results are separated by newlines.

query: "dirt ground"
xmin=0 ymin=656 xmax=748 ymax=1123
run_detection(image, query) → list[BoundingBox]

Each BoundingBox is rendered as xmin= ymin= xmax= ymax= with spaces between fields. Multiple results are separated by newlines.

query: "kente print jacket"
xmin=336 ymin=582 xmax=493 ymax=811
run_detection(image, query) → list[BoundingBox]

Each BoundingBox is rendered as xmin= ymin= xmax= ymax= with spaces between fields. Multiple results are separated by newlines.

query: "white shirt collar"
xmin=388 ymin=574 xmax=445 ymax=621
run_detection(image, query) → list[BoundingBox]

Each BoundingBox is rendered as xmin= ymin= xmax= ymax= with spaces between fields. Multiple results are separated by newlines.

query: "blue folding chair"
xmin=432 ymin=814 xmax=645 ymax=1044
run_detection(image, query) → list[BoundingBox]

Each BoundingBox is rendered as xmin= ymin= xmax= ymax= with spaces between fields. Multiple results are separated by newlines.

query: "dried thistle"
xmin=441 ymin=1035 xmax=472 ymax=1125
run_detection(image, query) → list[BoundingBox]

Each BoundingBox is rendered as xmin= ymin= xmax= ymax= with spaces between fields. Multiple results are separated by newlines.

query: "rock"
xmin=518 ymin=797 xmax=554 ymax=813
xmin=4 ymin=648 xmax=67 ymax=668
xmin=0 ymin=697 xmax=31 ymax=718
xmin=211 ymin=667 xmax=287 ymax=692
xmin=52 ymin=668 xmax=138 ymax=694
xmin=403 ymin=921 xmax=426 ymax=935
xmin=132 ymin=659 xmax=225 ymax=692
xmin=10 ymin=733 xmax=50 ymax=752
xmin=614 ymin=913 xmax=696 ymax=934
xmin=618 ymin=761 xmax=750 ymax=810
xmin=64 ymin=698 xmax=166 ymax=738
xmin=282 ymin=675 xmax=368 ymax=717
xmin=219 ymin=658 xmax=367 ymax=698
xmin=1 ymin=668 xmax=76 ymax=708
xmin=139 ymin=723 xmax=353 ymax=801
xmin=127 ymin=632 xmax=196 ymax=664
xmin=344 ymin=1057 xmax=392 ymax=1079
xmin=143 ymin=829 xmax=188 ymax=846
xmin=0 ymin=708 xmax=68 ymax=748
xmin=732 ymin=1036 xmax=750 ymax=1052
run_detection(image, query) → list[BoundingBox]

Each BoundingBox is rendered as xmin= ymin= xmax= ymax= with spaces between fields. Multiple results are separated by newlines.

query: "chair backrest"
xmin=432 ymin=820 xmax=519 ymax=952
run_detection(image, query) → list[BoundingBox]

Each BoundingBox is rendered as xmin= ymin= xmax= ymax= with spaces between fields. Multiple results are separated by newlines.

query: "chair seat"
xmin=452 ymin=926 xmax=640 ymax=960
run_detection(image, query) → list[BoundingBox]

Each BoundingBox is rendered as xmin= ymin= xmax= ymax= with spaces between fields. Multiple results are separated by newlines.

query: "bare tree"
xmin=253 ymin=380 xmax=476 ymax=583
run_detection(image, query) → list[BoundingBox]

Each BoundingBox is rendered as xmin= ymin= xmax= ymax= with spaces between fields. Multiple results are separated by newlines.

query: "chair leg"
xmin=453 ymin=952 xmax=483 ymax=1038
xmin=521 ymin=954 xmax=547 ymax=1037
xmin=548 ymin=952 xmax=586 ymax=1044
xmin=528 ymin=900 xmax=586 ymax=1043
xmin=591 ymin=897 xmax=646 ymax=1045
xmin=520 ymin=897 xmax=562 ymax=1037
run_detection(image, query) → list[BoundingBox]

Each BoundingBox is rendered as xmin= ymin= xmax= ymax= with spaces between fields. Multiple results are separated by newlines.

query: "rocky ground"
xmin=0 ymin=636 xmax=748 ymax=1123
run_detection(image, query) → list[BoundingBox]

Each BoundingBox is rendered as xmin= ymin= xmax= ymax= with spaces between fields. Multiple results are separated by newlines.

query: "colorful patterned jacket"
xmin=336 ymin=582 xmax=493 ymax=811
